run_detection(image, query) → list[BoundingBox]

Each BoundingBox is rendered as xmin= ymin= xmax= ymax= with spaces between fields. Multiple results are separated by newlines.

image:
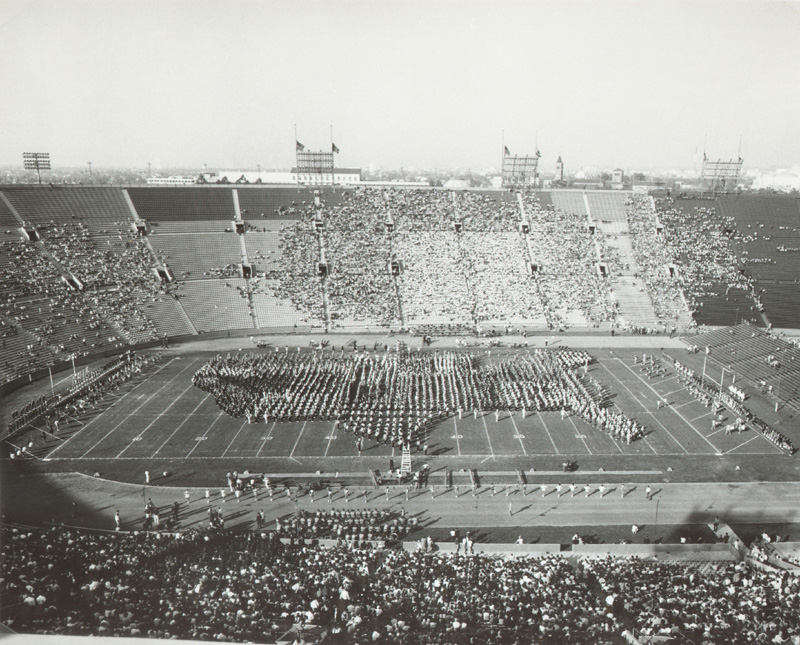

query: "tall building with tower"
xmin=555 ymin=156 xmax=564 ymax=184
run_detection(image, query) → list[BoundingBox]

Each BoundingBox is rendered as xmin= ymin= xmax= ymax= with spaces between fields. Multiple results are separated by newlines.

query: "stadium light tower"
xmin=22 ymin=152 xmax=51 ymax=185
xmin=87 ymin=162 xmax=93 ymax=184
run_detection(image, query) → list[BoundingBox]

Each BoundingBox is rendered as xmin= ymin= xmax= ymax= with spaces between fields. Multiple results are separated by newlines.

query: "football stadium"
xmin=3 ymin=1 xmax=800 ymax=644
xmin=2 ymin=181 xmax=800 ymax=644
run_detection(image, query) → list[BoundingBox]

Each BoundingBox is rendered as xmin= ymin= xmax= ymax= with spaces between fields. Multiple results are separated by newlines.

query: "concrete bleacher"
xmin=611 ymin=276 xmax=659 ymax=327
xmin=0 ymin=319 xmax=58 ymax=382
xmin=138 ymin=296 xmax=196 ymax=337
xmin=586 ymin=192 xmax=629 ymax=235
xmin=149 ymin=232 xmax=243 ymax=280
xmin=718 ymin=194 xmax=800 ymax=234
xmin=127 ymin=187 xmax=236 ymax=221
xmin=1 ymin=187 xmax=132 ymax=227
xmin=178 ymin=279 xmax=254 ymax=332
xmin=550 ymin=191 xmax=588 ymax=216
xmin=243 ymin=230 xmax=284 ymax=273
xmin=251 ymin=279 xmax=316 ymax=328
xmin=236 ymin=186 xmax=346 ymax=221
xmin=9 ymin=296 xmax=120 ymax=355
xmin=759 ymin=283 xmax=800 ymax=329
xmin=150 ymin=220 xmax=232 ymax=234
xmin=687 ymin=322 xmax=800 ymax=407
xmin=0 ymin=194 xmax=20 ymax=229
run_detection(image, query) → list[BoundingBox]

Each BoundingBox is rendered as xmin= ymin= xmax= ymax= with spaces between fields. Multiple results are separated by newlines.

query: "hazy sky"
xmin=1 ymin=0 xmax=799 ymax=172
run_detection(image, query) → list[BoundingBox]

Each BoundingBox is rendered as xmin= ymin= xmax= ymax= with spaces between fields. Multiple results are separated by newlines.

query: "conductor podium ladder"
xmin=400 ymin=445 xmax=412 ymax=476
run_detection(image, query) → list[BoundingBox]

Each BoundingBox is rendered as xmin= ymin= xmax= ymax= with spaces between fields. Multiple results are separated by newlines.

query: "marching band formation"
xmin=192 ymin=347 xmax=647 ymax=448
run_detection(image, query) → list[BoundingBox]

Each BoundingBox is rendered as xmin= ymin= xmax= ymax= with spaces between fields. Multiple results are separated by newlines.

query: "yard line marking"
xmin=46 ymin=358 xmax=176 ymax=458
xmin=658 ymin=374 xmax=679 ymax=385
xmin=478 ymin=410 xmax=495 ymax=458
xmin=597 ymin=362 xmax=689 ymax=454
xmin=616 ymin=359 xmax=721 ymax=454
xmin=221 ymin=418 xmax=249 ymax=457
xmin=508 ymin=413 xmax=527 ymax=456
xmin=323 ymin=421 xmax=338 ymax=457
xmin=452 ymin=417 xmax=462 ymax=456
xmin=537 ymin=412 xmax=560 ymax=454
xmin=674 ymin=400 xmax=699 ymax=410
xmin=151 ymin=393 xmax=211 ymax=457
xmin=256 ymin=421 xmax=278 ymax=457
xmin=79 ymin=358 xmax=195 ymax=458
xmin=565 ymin=415 xmax=593 ymax=454
xmin=115 ymin=381 xmax=196 ymax=458
xmin=289 ymin=421 xmax=307 ymax=460
xmin=724 ymin=435 xmax=760 ymax=454
xmin=184 ymin=410 xmax=225 ymax=458
xmin=661 ymin=386 xmax=688 ymax=398
xmin=689 ymin=411 xmax=713 ymax=423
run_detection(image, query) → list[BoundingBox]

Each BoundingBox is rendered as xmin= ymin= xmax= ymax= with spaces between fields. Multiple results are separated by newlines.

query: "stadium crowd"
xmin=521 ymin=194 xmax=616 ymax=328
xmin=656 ymin=197 xmax=757 ymax=321
xmin=624 ymin=194 xmax=689 ymax=325
xmin=192 ymin=347 xmax=646 ymax=446
xmin=274 ymin=188 xmax=626 ymax=331
xmin=3 ymin=525 xmax=799 ymax=645
xmin=276 ymin=509 xmax=416 ymax=542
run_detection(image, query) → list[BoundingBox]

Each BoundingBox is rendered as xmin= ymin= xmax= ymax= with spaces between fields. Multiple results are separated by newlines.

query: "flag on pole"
xmin=536 ymin=148 xmax=541 ymax=158
xmin=504 ymin=146 xmax=510 ymax=156
xmin=296 ymin=141 xmax=305 ymax=152
xmin=332 ymin=142 xmax=340 ymax=154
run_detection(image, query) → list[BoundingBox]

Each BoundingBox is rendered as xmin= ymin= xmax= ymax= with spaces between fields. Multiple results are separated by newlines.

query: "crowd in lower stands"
xmin=656 ymin=198 xmax=757 ymax=321
xmin=192 ymin=348 xmax=646 ymax=446
xmin=3 ymin=525 xmax=799 ymax=645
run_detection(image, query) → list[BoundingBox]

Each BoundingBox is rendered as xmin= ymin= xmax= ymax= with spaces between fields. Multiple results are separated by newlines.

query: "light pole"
xmin=87 ymin=162 xmax=93 ymax=184
xmin=147 ymin=162 xmax=151 ymax=178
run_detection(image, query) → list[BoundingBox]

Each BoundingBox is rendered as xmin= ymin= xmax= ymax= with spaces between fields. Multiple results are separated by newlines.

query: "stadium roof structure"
xmin=291 ymin=167 xmax=362 ymax=174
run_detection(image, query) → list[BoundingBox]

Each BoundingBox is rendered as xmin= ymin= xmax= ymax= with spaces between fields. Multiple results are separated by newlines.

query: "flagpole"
xmin=330 ymin=124 xmax=335 ymax=193
xmin=501 ymin=130 xmax=505 ymax=190
xmin=295 ymin=124 xmax=300 ymax=193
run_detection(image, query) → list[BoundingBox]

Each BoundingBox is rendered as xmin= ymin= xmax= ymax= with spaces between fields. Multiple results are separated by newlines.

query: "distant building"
xmin=146 ymin=175 xmax=198 ymax=186
xmin=611 ymin=168 xmax=625 ymax=190
xmin=555 ymin=156 xmax=564 ymax=183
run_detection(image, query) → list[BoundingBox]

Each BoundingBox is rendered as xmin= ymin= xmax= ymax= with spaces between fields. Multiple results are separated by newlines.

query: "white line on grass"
xmin=80 ymin=358 xmax=196 ymax=458
xmin=46 ymin=358 xmax=176 ymax=459
xmin=508 ymin=413 xmax=527 ymax=456
xmin=452 ymin=417 xmax=462 ymax=456
xmin=289 ymin=421 xmax=307 ymax=460
xmin=115 ymin=381 xmax=196 ymax=458
xmin=151 ymin=393 xmax=211 ymax=457
xmin=724 ymin=435 xmax=761 ymax=454
xmin=184 ymin=410 xmax=225 ymax=458
xmin=323 ymin=421 xmax=337 ymax=457
xmin=616 ymin=359 xmax=721 ymax=454
xmin=478 ymin=409 xmax=496 ymax=458
xmin=597 ymin=362 xmax=689 ymax=454
xmin=255 ymin=422 xmax=277 ymax=457
xmin=221 ymin=419 xmax=249 ymax=457
xmin=537 ymin=412 xmax=560 ymax=454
